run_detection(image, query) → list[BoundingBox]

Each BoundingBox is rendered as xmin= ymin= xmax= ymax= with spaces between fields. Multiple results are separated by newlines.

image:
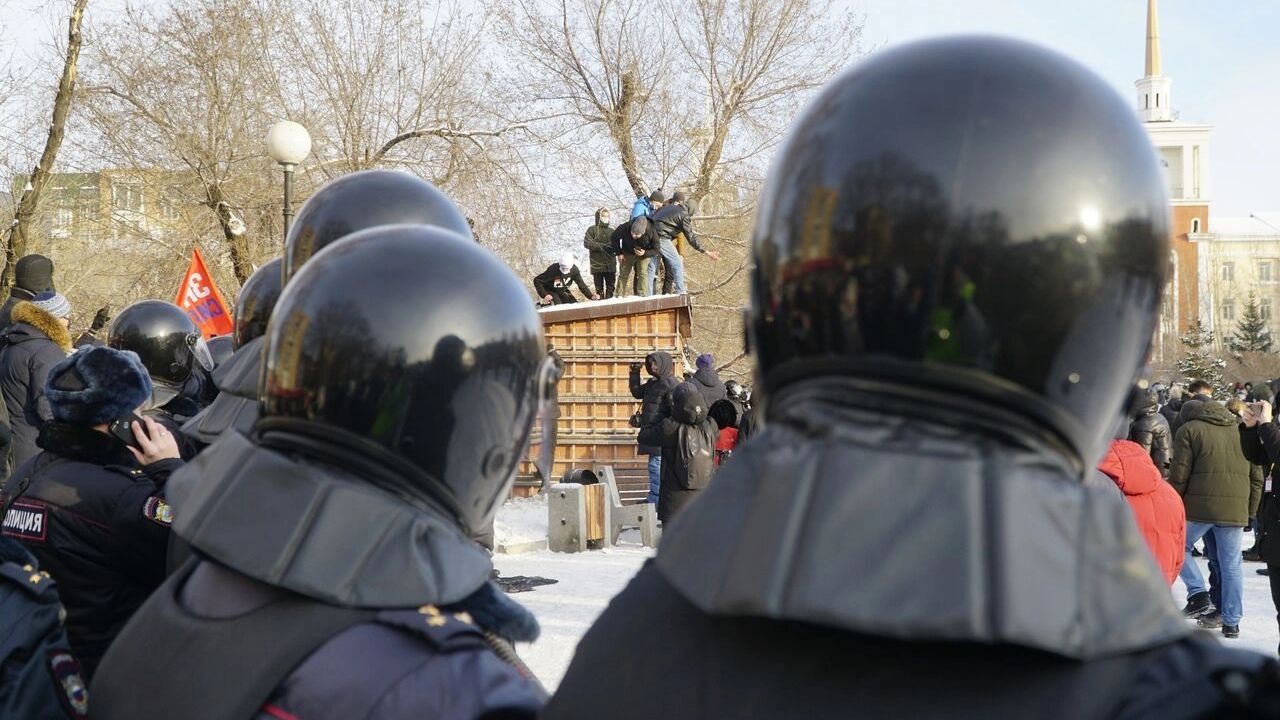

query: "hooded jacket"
xmin=1097 ymin=440 xmax=1185 ymax=585
xmin=689 ymin=366 xmax=727 ymax=410
xmin=532 ymin=264 xmax=592 ymax=300
xmin=629 ymin=352 xmax=679 ymax=456
xmin=1128 ymin=395 xmax=1171 ymax=477
xmin=0 ymin=303 xmax=72 ymax=468
xmin=544 ymin=377 xmax=1269 ymax=720
xmin=1169 ymin=400 xmax=1264 ymax=526
xmin=582 ymin=212 xmax=616 ymax=273
xmin=638 ymin=382 xmax=717 ymax=523
xmin=610 ymin=219 xmax=658 ymax=256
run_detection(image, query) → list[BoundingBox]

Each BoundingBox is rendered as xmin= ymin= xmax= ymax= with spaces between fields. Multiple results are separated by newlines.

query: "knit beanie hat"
xmin=45 ymin=347 xmax=153 ymax=426
xmin=31 ymin=291 xmax=70 ymax=319
xmin=696 ymin=353 xmax=713 ymax=369
xmin=14 ymin=255 xmax=55 ymax=294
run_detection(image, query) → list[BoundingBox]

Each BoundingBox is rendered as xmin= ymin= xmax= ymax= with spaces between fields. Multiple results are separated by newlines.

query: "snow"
xmin=494 ymin=494 xmax=550 ymax=547
xmin=1172 ymin=543 xmax=1278 ymax=656
xmin=494 ymin=536 xmax=653 ymax=691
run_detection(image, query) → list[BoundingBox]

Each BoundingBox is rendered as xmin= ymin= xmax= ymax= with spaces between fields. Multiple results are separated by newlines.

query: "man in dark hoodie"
xmin=689 ymin=353 xmax=726 ymax=410
xmin=611 ymin=216 xmax=658 ymax=297
xmin=630 ymin=351 xmax=679 ymax=505
xmin=638 ymin=382 xmax=717 ymax=523
xmin=1128 ymin=388 xmax=1171 ymax=477
xmin=0 ymin=291 xmax=73 ymax=470
xmin=583 ymin=208 xmax=616 ymax=299
xmin=1170 ymin=399 xmax=1265 ymax=638
xmin=0 ymin=254 xmax=55 ymax=330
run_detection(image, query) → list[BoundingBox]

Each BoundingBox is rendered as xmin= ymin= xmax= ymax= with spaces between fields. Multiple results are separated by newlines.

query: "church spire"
xmin=1145 ymin=0 xmax=1162 ymax=77
xmin=1135 ymin=0 xmax=1172 ymax=122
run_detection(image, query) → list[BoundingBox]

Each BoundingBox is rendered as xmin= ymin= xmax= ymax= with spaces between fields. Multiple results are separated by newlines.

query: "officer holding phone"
xmin=0 ymin=347 xmax=183 ymax=680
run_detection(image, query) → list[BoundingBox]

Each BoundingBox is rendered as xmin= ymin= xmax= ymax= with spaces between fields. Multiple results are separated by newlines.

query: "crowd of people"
xmin=5 ymin=35 xmax=1280 ymax=719
xmin=533 ymin=189 xmax=721 ymax=305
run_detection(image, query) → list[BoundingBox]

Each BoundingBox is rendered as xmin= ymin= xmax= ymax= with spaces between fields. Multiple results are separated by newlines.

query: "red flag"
xmin=174 ymin=247 xmax=234 ymax=339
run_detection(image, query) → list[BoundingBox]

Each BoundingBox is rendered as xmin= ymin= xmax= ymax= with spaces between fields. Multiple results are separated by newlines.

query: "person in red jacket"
xmin=1097 ymin=439 xmax=1186 ymax=585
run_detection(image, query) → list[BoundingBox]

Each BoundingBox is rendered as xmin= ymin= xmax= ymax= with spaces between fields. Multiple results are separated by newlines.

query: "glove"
xmin=629 ymin=411 xmax=643 ymax=428
xmin=91 ymin=305 xmax=112 ymax=332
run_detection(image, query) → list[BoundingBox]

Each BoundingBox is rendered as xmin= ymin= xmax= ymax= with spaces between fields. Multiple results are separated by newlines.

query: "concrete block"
xmin=547 ymin=483 xmax=587 ymax=553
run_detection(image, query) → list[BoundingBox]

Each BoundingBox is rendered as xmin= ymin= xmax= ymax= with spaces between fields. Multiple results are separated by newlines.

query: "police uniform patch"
xmin=143 ymin=497 xmax=174 ymax=526
xmin=46 ymin=650 xmax=89 ymax=719
xmin=2 ymin=500 xmax=49 ymax=542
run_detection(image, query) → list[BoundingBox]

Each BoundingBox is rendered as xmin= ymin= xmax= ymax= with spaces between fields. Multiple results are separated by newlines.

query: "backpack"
xmin=0 ymin=536 xmax=88 ymax=719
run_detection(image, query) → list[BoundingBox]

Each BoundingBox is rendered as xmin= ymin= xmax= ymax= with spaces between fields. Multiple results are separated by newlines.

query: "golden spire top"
xmin=1145 ymin=0 xmax=1163 ymax=77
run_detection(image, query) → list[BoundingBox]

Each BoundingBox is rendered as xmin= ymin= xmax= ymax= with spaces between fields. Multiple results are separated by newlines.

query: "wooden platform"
xmin=516 ymin=294 xmax=693 ymax=504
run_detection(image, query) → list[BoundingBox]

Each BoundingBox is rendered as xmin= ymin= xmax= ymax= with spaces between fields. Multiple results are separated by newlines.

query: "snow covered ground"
xmin=1173 ymin=549 xmax=1278 ymax=656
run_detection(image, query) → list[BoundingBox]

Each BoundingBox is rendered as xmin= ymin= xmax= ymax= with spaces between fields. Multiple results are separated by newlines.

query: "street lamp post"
xmin=265 ymin=121 xmax=312 ymax=242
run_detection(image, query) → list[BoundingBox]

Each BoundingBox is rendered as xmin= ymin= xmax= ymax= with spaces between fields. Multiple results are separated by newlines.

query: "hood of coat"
xmin=670 ymin=383 xmax=707 ymax=425
xmin=1097 ymin=439 xmax=1160 ymax=497
xmin=594 ymin=208 xmax=610 ymax=226
xmin=646 ymin=351 xmax=675 ymax=380
xmin=1186 ymin=399 xmax=1237 ymax=428
xmin=1177 ymin=399 xmax=1205 ymax=427
xmin=8 ymin=301 xmax=72 ymax=353
xmin=692 ymin=366 xmax=720 ymax=390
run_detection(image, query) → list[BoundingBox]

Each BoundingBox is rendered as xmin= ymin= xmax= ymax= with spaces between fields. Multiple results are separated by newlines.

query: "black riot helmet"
xmin=233 ymin=258 xmax=283 ymax=349
xmin=108 ymin=300 xmax=214 ymax=407
xmin=748 ymin=36 xmax=1170 ymax=468
xmin=725 ymin=379 xmax=746 ymax=401
xmin=284 ymin=170 xmax=471 ymax=283
xmin=261 ymin=225 xmax=553 ymax=536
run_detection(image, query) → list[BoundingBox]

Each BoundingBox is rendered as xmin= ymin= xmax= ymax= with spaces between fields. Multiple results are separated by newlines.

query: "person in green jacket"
xmin=583 ymin=208 xmax=616 ymax=299
xmin=1169 ymin=399 xmax=1264 ymax=638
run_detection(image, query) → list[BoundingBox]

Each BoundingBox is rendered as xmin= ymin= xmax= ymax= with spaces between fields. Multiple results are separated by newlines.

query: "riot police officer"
xmin=106 ymin=300 xmax=213 ymax=439
xmin=182 ymin=170 xmax=473 ymax=450
xmin=91 ymin=225 xmax=551 ymax=719
xmin=545 ymin=36 xmax=1277 ymax=718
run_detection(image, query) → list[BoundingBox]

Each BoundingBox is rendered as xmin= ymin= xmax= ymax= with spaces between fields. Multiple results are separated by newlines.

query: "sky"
xmin=854 ymin=0 xmax=1279 ymax=217
xmin=3 ymin=0 xmax=1276 ymax=217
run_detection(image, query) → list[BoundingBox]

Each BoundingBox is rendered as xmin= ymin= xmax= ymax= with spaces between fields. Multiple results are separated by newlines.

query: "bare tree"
xmin=4 ymin=0 xmax=89 ymax=294
xmin=83 ymin=0 xmax=280 ymax=285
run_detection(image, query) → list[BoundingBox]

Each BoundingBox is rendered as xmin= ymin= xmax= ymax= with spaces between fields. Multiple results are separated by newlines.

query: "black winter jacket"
xmin=0 ymin=303 xmax=71 ymax=469
xmin=630 ymin=351 xmax=679 ymax=456
xmin=532 ymin=264 xmax=593 ymax=300
xmin=0 ymin=290 xmax=36 ymax=331
xmin=610 ymin=219 xmax=658 ymax=256
xmin=1240 ymin=422 xmax=1280 ymax=564
xmin=1 ymin=422 xmax=180 ymax=678
xmin=638 ymin=382 xmax=716 ymax=523
xmin=690 ymin=366 xmax=727 ymax=410
xmin=1128 ymin=405 xmax=1172 ymax=477
xmin=650 ymin=203 xmax=706 ymax=253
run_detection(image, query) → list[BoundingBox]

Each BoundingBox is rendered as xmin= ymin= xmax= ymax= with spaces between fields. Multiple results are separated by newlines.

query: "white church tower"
xmin=1136 ymin=0 xmax=1173 ymax=122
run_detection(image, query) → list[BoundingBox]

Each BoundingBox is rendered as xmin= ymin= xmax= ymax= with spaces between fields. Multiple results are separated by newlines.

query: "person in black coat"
xmin=1128 ymin=389 xmax=1171 ymax=477
xmin=630 ymin=351 xmax=679 ymax=504
xmin=0 ymin=293 xmax=73 ymax=470
xmin=1 ymin=347 xmax=182 ymax=679
xmin=533 ymin=253 xmax=598 ymax=305
xmin=644 ymin=192 xmax=720 ymax=295
xmin=1238 ymin=400 xmax=1280 ymax=649
xmin=611 ymin=217 xmax=658 ymax=297
xmin=0 ymin=254 xmax=55 ymax=331
xmin=689 ymin=353 xmax=726 ymax=410
xmin=638 ymin=382 xmax=716 ymax=523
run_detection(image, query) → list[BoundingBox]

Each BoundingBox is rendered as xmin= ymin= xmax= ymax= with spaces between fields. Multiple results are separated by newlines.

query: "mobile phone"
xmin=108 ymin=414 xmax=145 ymax=449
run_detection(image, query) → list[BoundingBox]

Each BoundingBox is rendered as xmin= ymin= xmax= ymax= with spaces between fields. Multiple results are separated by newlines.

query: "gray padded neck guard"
xmin=656 ymin=397 xmax=1191 ymax=660
xmin=167 ymin=430 xmax=492 ymax=607
xmin=181 ymin=337 xmax=263 ymax=444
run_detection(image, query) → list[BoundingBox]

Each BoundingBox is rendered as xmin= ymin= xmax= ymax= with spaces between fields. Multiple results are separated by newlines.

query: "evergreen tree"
xmin=1229 ymin=292 xmax=1274 ymax=353
xmin=1178 ymin=319 xmax=1227 ymax=396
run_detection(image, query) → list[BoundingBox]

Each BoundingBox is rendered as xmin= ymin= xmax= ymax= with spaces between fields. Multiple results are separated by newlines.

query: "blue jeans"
xmin=647 ymin=455 xmax=662 ymax=505
xmin=645 ymin=238 xmax=686 ymax=295
xmin=1181 ymin=522 xmax=1243 ymax=626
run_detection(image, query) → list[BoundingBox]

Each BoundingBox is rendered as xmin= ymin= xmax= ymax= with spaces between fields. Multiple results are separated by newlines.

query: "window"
xmin=1144 ymin=94 xmax=1150 ymax=109
xmin=1222 ymin=262 xmax=1235 ymax=282
xmin=160 ymin=197 xmax=179 ymax=221
xmin=1261 ymin=261 xmax=1275 ymax=284
xmin=1222 ymin=300 xmax=1235 ymax=322
xmin=1156 ymin=93 xmax=1160 ymax=108
xmin=1191 ymin=218 xmax=1201 ymax=233
xmin=112 ymin=182 xmax=142 ymax=213
xmin=1264 ymin=298 xmax=1274 ymax=321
